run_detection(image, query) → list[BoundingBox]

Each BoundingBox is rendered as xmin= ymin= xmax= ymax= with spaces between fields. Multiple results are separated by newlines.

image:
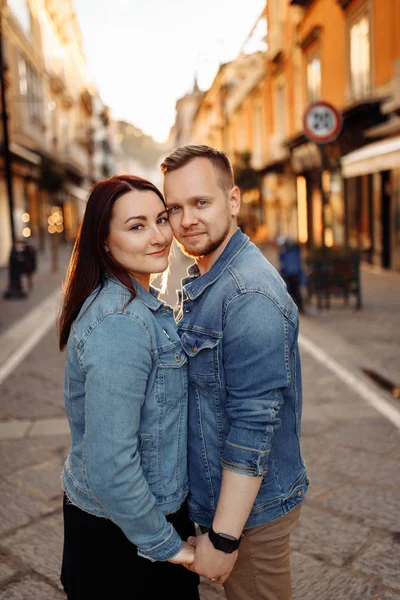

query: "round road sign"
xmin=303 ymin=101 xmax=343 ymax=144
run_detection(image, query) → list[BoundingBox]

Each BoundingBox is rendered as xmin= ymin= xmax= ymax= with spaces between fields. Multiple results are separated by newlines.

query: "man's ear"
xmin=229 ymin=186 xmax=241 ymax=217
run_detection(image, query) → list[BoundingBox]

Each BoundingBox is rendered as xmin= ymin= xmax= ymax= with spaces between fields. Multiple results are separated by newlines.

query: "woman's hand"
xmin=168 ymin=541 xmax=195 ymax=565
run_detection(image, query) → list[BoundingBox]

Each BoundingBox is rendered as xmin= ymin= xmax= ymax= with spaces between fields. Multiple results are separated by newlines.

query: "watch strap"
xmin=208 ymin=526 xmax=241 ymax=553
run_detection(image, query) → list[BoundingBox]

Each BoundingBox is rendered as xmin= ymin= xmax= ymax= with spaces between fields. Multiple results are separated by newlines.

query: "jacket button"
xmin=306 ymin=478 xmax=310 ymax=486
xmin=297 ymin=490 xmax=303 ymax=497
xmin=174 ymin=354 xmax=180 ymax=362
xmin=192 ymin=345 xmax=197 ymax=352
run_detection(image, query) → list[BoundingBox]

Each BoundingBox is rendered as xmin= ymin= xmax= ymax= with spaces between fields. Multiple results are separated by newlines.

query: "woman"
xmin=58 ymin=175 xmax=199 ymax=599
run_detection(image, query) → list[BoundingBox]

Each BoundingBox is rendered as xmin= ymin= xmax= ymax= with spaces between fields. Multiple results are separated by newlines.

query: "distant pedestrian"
xmin=21 ymin=240 xmax=37 ymax=292
xmin=278 ymin=237 xmax=305 ymax=314
xmin=58 ymin=175 xmax=199 ymax=599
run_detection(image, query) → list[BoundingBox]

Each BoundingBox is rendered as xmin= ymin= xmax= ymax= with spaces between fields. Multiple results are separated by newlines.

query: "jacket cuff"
xmin=137 ymin=523 xmax=182 ymax=562
xmin=221 ymin=440 xmax=271 ymax=476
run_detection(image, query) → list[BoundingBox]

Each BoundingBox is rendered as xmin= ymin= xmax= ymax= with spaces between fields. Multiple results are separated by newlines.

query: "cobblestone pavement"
xmin=0 ymin=244 xmax=399 ymax=599
xmin=259 ymin=245 xmax=400 ymax=387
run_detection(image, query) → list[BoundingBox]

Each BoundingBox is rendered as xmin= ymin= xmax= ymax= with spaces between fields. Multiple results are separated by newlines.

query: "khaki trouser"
xmin=203 ymin=504 xmax=302 ymax=600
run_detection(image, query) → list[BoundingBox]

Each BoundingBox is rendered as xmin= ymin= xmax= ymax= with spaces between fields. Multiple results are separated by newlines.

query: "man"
xmin=161 ymin=145 xmax=308 ymax=600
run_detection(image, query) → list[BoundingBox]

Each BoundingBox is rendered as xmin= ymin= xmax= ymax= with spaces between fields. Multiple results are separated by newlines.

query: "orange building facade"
xmin=185 ymin=0 xmax=400 ymax=270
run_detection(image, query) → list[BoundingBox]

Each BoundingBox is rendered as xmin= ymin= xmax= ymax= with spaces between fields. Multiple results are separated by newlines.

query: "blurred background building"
xmin=0 ymin=0 xmax=160 ymax=271
xmin=170 ymin=0 xmax=400 ymax=273
xmin=113 ymin=120 xmax=169 ymax=189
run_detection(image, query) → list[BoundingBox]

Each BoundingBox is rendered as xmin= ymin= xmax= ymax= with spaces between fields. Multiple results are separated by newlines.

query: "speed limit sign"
xmin=303 ymin=101 xmax=343 ymax=144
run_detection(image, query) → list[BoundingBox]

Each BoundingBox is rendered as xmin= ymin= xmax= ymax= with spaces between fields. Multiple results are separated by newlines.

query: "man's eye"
xmin=197 ymin=200 xmax=207 ymax=207
xmin=169 ymin=206 xmax=181 ymax=213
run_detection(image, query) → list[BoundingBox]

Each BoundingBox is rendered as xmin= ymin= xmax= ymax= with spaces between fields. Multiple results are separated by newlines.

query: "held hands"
xmin=168 ymin=541 xmax=196 ymax=565
xmin=185 ymin=533 xmax=238 ymax=584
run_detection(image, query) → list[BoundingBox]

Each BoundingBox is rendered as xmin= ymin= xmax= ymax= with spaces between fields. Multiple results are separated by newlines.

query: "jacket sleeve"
xmin=221 ymin=292 xmax=293 ymax=476
xmin=81 ymin=313 xmax=182 ymax=561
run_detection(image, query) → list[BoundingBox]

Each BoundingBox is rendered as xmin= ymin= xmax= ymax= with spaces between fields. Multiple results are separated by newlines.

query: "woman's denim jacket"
xmin=62 ymin=275 xmax=189 ymax=561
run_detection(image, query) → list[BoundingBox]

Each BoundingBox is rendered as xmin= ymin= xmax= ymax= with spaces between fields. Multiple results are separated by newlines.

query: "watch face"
xmin=218 ymin=537 xmax=236 ymax=553
xmin=210 ymin=529 xmax=240 ymax=553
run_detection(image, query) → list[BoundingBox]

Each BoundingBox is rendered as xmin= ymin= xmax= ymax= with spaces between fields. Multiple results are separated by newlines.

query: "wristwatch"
xmin=208 ymin=526 xmax=241 ymax=553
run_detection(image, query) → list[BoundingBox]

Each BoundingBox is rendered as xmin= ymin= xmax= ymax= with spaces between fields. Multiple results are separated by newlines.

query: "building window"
xmin=18 ymin=57 xmax=43 ymax=124
xmin=275 ymin=83 xmax=286 ymax=136
xmin=349 ymin=12 xmax=371 ymax=99
xmin=253 ymin=102 xmax=264 ymax=165
xmin=7 ymin=0 xmax=31 ymax=36
xmin=306 ymin=52 xmax=321 ymax=103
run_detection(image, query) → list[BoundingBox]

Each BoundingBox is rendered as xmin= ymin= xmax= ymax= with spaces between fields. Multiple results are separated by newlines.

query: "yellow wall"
xmin=298 ymin=0 xmax=347 ymax=110
xmin=373 ymin=0 xmax=400 ymax=88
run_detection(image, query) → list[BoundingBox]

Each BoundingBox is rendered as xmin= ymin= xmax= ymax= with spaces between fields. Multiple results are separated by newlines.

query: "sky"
xmin=74 ymin=0 xmax=265 ymax=143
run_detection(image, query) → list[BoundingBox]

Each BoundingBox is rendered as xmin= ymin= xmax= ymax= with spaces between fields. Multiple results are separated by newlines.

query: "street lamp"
xmin=0 ymin=3 xmax=26 ymax=298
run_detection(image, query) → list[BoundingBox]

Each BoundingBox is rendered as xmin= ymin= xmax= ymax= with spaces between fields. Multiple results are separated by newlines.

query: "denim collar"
xmin=104 ymin=273 xmax=163 ymax=312
xmin=182 ymin=228 xmax=249 ymax=300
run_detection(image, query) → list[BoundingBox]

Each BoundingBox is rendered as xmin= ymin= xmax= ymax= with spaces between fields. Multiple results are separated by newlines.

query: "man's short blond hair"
xmin=160 ymin=144 xmax=234 ymax=193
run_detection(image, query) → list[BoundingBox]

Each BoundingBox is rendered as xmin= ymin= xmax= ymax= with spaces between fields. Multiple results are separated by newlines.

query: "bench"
xmin=306 ymin=251 xmax=362 ymax=310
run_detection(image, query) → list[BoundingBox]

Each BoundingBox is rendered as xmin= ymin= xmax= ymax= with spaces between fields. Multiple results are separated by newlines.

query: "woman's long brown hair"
xmin=58 ymin=174 xmax=166 ymax=350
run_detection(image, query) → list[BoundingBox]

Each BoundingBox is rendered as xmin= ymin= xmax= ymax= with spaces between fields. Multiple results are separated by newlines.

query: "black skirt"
xmin=61 ymin=494 xmax=200 ymax=600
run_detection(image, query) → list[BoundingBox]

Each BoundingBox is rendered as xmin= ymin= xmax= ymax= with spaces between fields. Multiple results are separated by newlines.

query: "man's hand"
xmin=186 ymin=533 xmax=238 ymax=584
xmin=168 ymin=541 xmax=195 ymax=565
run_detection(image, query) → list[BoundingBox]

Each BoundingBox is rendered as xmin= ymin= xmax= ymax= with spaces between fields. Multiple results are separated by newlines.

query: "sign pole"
xmin=318 ymin=144 xmax=328 ymax=249
xmin=303 ymin=101 xmax=343 ymax=250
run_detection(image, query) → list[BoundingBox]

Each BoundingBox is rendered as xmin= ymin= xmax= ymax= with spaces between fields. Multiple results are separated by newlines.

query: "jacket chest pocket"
xmin=156 ymin=346 xmax=187 ymax=407
xmin=180 ymin=331 xmax=220 ymax=395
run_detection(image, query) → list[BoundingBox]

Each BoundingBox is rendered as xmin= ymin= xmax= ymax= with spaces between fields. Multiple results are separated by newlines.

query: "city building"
xmin=169 ymin=77 xmax=203 ymax=148
xmin=169 ymin=0 xmax=400 ymax=272
xmin=0 ymin=0 xmax=116 ymax=268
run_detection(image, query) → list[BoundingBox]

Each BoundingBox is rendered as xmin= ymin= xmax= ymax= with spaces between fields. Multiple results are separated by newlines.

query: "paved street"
xmin=0 ymin=241 xmax=73 ymax=336
xmin=0 ymin=244 xmax=399 ymax=599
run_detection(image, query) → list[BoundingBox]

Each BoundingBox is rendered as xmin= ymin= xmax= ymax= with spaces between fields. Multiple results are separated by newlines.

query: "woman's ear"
xmin=104 ymin=242 xmax=110 ymax=254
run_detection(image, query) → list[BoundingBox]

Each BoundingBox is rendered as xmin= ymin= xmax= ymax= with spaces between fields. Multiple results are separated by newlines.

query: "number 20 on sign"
xmin=303 ymin=101 xmax=343 ymax=144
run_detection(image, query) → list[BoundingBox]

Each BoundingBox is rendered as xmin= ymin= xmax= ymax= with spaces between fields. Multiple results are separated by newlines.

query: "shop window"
xmin=297 ymin=176 xmax=308 ymax=244
xmin=349 ymin=11 xmax=371 ymax=99
xmin=312 ymin=187 xmax=323 ymax=247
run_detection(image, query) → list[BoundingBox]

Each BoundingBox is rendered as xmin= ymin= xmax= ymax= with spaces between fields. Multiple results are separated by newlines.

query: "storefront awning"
xmin=9 ymin=143 xmax=41 ymax=165
xmin=341 ymin=136 xmax=400 ymax=178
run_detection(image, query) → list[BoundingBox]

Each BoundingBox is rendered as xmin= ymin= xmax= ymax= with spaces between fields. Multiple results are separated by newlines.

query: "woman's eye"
xmin=130 ymin=224 xmax=143 ymax=231
xmin=158 ymin=217 xmax=169 ymax=225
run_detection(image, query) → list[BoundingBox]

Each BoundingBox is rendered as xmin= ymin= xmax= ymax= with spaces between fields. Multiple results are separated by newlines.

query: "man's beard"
xmin=176 ymin=221 xmax=231 ymax=259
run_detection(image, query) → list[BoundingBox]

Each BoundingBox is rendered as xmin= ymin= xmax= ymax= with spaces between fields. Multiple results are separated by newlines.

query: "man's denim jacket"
xmin=62 ymin=275 xmax=189 ymax=561
xmin=177 ymin=229 xmax=308 ymax=529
